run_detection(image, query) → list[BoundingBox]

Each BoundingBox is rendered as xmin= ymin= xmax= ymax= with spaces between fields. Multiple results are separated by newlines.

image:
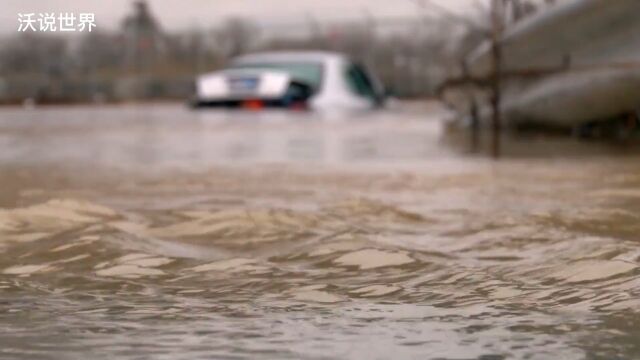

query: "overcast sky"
xmin=0 ymin=0 xmax=481 ymax=34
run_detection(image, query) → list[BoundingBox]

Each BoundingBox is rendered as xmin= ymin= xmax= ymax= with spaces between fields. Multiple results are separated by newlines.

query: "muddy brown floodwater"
xmin=0 ymin=103 xmax=640 ymax=360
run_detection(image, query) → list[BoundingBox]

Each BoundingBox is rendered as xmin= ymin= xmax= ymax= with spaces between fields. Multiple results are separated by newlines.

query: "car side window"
xmin=345 ymin=63 xmax=377 ymax=101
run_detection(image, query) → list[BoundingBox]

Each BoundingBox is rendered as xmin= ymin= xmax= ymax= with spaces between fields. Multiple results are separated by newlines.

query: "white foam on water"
xmin=94 ymin=262 xmax=109 ymax=270
xmin=548 ymin=260 xmax=637 ymax=283
xmin=189 ymin=258 xmax=262 ymax=273
xmin=55 ymin=254 xmax=91 ymax=264
xmin=51 ymin=235 xmax=99 ymax=252
xmin=95 ymin=265 xmax=165 ymax=278
xmin=350 ymin=285 xmax=401 ymax=297
xmin=148 ymin=211 xmax=254 ymax=238
xmin=334 ymin=249 xmax=415 ymax=270
xmin=94 ymin=252 xmax=174 ymax=278
xmin=0 ymin=199 xmax=119 ymax=247
xmin=3 ymin=233 xmax=50 ymax=243
xmin=2 ymin=264 xmax=53 ymax=275
xmin=2 ymin=199 xmax=116 ymax=225
xmin=490 ymin=287 xmax=525 ymax=299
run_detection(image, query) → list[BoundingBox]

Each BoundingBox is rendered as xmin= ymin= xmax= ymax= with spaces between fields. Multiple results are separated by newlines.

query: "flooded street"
xmin=1 ymin=103 xmax=640 ymax=359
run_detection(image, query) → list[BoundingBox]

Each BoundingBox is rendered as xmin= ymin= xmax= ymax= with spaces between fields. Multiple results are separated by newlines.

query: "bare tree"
xmin=214 ymin=18 xmax=259 ymax=59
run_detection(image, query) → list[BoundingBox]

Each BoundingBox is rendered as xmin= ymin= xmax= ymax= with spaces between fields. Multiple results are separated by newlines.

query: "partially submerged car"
xmin=192 ymin=51 xmax=385 ymax=110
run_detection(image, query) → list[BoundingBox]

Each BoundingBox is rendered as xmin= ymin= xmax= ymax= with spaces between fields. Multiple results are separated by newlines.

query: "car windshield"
xmin=230 ymin=62 xmax=323 ymax=89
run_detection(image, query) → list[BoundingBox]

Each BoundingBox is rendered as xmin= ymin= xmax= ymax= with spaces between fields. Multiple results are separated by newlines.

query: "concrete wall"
xmin=467 ymin=0 xmax=640 ymax=126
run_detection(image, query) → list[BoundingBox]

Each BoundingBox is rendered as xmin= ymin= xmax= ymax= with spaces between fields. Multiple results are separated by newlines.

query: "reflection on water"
xmin=0 ymin=104 xmax=451 ymax=169
xmin=1 ymin=104 xmax=640 ymax=359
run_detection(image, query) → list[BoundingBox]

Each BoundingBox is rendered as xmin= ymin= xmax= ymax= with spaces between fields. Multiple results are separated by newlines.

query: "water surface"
xmin=1 ymin=104 xmax=639 ymax=359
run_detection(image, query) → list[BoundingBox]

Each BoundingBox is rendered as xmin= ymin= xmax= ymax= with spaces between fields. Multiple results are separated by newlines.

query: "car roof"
xmin=232 ymin=51 xmax=349 ymax=65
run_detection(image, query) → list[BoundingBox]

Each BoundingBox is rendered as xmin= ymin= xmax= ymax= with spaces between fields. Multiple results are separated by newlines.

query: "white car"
xmin=193 ymin=51 xmax=386 ymax=110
